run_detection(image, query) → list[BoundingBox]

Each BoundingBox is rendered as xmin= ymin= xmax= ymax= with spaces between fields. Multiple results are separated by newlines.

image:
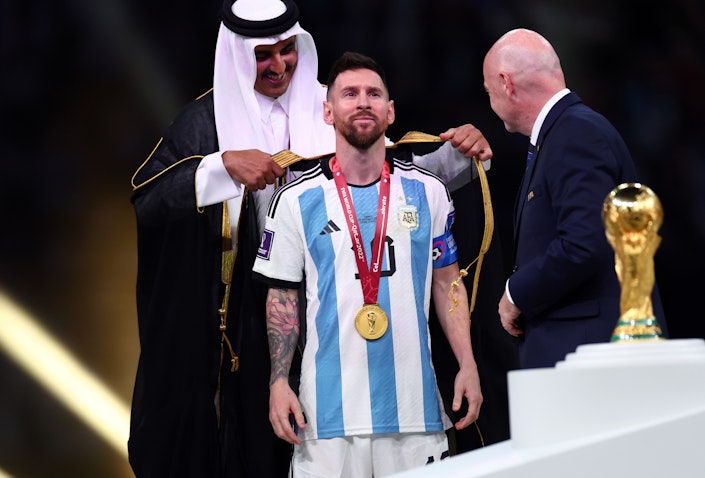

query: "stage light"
xmin=0 ymin=291 xmax=129 ymax=458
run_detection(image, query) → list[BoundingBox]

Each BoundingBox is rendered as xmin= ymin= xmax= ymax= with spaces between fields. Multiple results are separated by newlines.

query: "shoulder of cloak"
xmin=166 ymin=89 xmax=217 ymax=148
xmin=132 ymin=90 xmax=218 ymax=189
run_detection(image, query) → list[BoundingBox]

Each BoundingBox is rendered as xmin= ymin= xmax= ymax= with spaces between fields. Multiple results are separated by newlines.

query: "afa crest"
xmin=398 ymin=204 xmax=419 ymax=231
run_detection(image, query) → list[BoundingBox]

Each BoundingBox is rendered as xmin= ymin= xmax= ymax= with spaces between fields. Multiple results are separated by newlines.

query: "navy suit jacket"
xmin=509 ymin=92 xmax=666 ymax=369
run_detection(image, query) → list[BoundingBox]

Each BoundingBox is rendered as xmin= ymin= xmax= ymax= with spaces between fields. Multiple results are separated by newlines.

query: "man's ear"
xmin=387 ymin=100 xmax=395 ymax=125
xmin=500 ymin=72 xmax=513 ymax=97
xmin=323 ymin=100 xmax=335 ymax=125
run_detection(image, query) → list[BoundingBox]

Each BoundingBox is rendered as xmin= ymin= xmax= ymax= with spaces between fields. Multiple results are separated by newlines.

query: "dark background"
xmin=1 ymin=0 xmax=703 ymax=476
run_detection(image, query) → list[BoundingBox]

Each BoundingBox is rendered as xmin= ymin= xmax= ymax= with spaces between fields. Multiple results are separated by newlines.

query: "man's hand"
xmin=499 ymin=290 xmax=523 ymax=336
xmin=222 ymin=149 xmax=285 ymax=191
xmin=451 ymin=363 xmax=483 ymax=430
xmin=269 ymin=377 xmax=306 ymax=445
xmin=440 ymin=124 xmax=493 ymax=161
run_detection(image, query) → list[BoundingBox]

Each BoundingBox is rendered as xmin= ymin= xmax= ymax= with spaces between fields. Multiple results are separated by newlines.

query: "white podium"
xmin=393 ymin=338 xmax=705 ymax=478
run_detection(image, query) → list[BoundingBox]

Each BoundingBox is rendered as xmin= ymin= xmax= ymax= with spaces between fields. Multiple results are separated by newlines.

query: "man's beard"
xmin=340 ymin=116 xmax=386 ymax=150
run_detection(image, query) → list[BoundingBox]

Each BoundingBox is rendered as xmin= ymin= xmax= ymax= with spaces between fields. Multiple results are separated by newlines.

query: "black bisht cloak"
xmin=129 ymin=91 xmax=291 ymax=477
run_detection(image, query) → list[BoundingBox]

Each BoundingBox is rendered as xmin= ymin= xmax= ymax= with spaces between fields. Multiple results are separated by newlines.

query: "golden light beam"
xmin=0 ymin=467 xmax=15 ymax=478
xmin=0 ymin=290 xmax=130 ymax=458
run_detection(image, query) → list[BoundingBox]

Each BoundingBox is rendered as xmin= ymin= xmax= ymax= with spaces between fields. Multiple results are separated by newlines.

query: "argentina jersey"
xmin=252 ymin=157 xmax=456 ymax=441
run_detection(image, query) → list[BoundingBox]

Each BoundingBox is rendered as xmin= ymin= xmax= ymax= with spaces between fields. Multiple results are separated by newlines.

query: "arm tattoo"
xmin=266 ymin=288 xmax=300 ymax=385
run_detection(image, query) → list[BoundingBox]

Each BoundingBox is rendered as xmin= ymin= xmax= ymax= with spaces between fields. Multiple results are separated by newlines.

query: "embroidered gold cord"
xmin=449 ymin=155 xmax=494 ymax=317
xmin=219 ymin=201 xmax=239 ymax=373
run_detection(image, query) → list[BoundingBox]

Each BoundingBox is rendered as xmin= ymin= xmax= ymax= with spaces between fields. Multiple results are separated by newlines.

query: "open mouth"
xmin=264 ymin=72 xmax=286 ymax=84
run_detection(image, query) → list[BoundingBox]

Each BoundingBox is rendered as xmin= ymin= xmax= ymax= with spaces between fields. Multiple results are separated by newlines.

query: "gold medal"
xmin=331 ymin=158 xmax=391 ymax=341
xmin=355 ymin=304 xmax=388 ymax=340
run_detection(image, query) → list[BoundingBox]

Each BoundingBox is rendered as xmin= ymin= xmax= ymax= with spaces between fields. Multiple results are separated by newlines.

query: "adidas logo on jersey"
xmin=319 ymin=220 xmax=341 ymax=235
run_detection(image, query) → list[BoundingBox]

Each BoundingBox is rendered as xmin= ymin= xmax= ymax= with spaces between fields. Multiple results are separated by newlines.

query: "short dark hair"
xmin=326 ymin=51 xmax=388 ymax=94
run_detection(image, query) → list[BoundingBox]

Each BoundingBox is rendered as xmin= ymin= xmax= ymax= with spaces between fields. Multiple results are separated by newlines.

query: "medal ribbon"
xmin=330 ymin=156 xmax=391 ymax=305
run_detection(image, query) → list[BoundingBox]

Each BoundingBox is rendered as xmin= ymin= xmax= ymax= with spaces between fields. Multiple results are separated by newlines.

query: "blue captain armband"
xmin=432 ymin=229 xmax=458 ymax=268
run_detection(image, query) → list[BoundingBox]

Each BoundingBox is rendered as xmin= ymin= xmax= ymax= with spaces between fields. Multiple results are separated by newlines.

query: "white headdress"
xmin=213 ymin=0 xmax=334 ymax=156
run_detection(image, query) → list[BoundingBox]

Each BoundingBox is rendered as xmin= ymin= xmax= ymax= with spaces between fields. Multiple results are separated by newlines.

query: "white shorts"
xmin=290 ymin=432 xmax=449 ymax=478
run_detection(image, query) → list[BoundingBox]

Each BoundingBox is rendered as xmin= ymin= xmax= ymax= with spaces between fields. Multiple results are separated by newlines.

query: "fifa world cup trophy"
xmin=602 ymin=183 xmax=665 ymax=342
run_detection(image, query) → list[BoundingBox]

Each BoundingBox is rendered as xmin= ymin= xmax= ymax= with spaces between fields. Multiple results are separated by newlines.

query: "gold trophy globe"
xmin=602 ymin=183 xmax=665 ymax=342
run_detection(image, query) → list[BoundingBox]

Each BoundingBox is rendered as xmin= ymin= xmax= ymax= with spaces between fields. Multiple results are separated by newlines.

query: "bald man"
xmin=483 ymin=28 xmax=666 ymax=369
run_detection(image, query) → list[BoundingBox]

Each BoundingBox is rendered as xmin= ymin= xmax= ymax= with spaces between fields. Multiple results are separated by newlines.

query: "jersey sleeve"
xmin=431 ymin=183 xmax=459 ymax=269
xmin=252 ymin=191 xmax=305 ymax=288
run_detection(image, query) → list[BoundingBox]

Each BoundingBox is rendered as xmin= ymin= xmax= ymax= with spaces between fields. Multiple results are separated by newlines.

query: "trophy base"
xmin=611 ymin=316 xmax=664 ymax=343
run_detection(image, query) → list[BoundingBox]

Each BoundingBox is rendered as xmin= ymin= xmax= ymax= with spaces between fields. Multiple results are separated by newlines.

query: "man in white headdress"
xmin=129 ymin=0 xmax=493 ymax=477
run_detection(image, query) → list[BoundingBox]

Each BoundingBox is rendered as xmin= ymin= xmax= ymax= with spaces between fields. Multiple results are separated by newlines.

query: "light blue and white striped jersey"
xmin=253 ymin=156 xmax=458 ymax=441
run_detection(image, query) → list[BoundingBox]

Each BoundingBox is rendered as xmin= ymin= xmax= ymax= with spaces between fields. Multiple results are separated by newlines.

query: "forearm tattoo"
xmin=266 ymin=288 xmax=300 ymax=385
